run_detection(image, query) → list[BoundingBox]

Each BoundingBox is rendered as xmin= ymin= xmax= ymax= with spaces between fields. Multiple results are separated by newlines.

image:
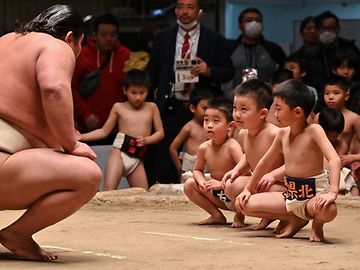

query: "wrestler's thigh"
xmin=0 ymin=148 xmax=100 ymax=208
xmin=245 ymin=192 xmax=288 ymax=214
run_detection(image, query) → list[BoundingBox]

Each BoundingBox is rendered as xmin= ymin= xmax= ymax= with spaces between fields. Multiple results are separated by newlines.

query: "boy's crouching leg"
xmin=310 ymin=202 xmax=337 ymax=242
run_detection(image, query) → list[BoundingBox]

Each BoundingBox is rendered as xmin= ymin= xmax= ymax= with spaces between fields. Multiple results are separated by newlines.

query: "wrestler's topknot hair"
xmin=205 ymin=97 xmax=233 ymax=122
xmin=15 ymin=4 xmax=84 ymax=40
xmin=273 ymin=79 xmax=315 ymax=119
xmin=234 ymin=79 xmax=273 ymax=110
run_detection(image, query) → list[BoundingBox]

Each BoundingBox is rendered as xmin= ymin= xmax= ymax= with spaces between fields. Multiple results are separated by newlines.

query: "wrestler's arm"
xmin=193 ymin=143 xmax=208 ymax=191
xmin=140 ymin=103 xmax=164 ymax=145
xmin=236 ymin=129 xmax=284 ymax=210
xmin=169 ymin=124 xmax=191 ymax=173
xmin=312 ymin=124 xmax=340 ymax=204
xmin=80 ymin=103 xmax=119 ymax=141
xmin=36 ymin=40 xmax=95 ymax=159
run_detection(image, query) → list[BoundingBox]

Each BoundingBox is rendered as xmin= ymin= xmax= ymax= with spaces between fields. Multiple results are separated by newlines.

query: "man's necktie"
xmin=181 ymin=33 xmax=191 ymax=95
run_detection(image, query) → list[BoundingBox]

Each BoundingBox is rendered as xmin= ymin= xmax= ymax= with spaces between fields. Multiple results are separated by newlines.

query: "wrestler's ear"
xmin=64 ymin=31 xmax=74 ymax=45
xmin=123 ymin=86 xmax=127 ymax=96
xmin=259 ymin=108 xmax=268 ymax=119
xmin=189 ymin=104 xmax=196 ymax=113
xmin=294 ymin=107 xmax=303 ymax=117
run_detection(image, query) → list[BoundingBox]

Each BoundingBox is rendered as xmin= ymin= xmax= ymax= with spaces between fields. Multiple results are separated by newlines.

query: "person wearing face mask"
xmin=300 ymin=11 xmax=360 ymax=111
xmin=222 ymin=7 xmax=286 ymax=100
xmin=146 ymin=0 xmax=234 ymax=185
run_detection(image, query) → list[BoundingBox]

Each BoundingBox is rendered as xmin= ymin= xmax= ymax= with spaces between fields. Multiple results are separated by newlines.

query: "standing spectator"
xmin=146 ymin=0 xmax=234 ymax=184
xmin=222 ymin=7 xmax=286 ymax=100
xmin=301 ymin=11 xmax=360 ymax=108
xmin=292 ymin=16 xmax=319 ymax=57
xmin=72 ymin=13 xmax=130 ymax=143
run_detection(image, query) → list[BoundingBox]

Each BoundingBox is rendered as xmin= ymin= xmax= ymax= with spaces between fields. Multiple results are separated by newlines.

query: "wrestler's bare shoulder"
xmin=2 ymin=32 xmax=73 ymax=56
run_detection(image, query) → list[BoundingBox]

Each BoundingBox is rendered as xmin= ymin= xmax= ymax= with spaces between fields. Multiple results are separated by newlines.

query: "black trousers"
xmin=144 ymin=101 xmax=193 ymax=185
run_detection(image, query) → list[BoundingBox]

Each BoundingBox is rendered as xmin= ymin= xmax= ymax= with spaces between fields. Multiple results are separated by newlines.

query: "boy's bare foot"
xmin=198 ymin=215 xmax=226 ymax=225
xmin=275 ymin=217 xmax=309 ymax=239
xmin=230 ymin=213 xmax=245 ymax=228
xmin=0 ymin=229 xmax=57 ymax=261
xmin=273 ymin=220 xmax=288 ymax=234
xmin=253 ymin=218 xmax=274 ymax=230
xmin=310 ymin=220 xmax=325 ymax=242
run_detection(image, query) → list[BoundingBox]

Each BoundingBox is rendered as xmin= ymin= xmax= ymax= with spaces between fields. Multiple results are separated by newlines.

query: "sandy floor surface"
xmin=0 ymin=185 xmax=360 ymax=270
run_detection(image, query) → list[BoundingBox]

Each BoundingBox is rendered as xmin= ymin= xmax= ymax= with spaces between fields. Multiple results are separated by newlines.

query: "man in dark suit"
xmin=146 ymin=0 xmax=234 ymax=185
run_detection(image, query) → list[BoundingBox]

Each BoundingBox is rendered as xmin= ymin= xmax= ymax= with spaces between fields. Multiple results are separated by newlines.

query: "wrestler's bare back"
xmin=0 ymin=32 xmax=77 ymax=149
xmin=182 ymin=120 xmax=208 ymax=155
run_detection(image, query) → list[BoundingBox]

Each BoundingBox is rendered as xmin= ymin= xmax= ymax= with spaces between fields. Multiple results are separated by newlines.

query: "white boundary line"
xmin=140 ymin=231 xmax=254 ymax=246
xmin=43 ymin=245 xmax=126 ymax=260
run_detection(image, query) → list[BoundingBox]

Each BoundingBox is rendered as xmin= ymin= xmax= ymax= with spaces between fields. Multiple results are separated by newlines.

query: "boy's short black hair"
xmin=286 ymin=54 xmax=308 ymax=73
xmin=318 ymin=107 xmax=345 ymax=134
xmin=189 ymin=88 xmax=213 ymax=106
xmin=324 ymin=76 xmax=349 ymax=93
xmin=93 ymin=13 xmax=119 ymax=33
xmin=205 ymin=97 xmax=233 ymax=122
xmin=332 ymin=50 xmax=360 ymax=71
xmin=271 ymin=69 xmax=294 ymax=86
xmin=274 ymin=79 xmax=315 ymax=119
xmin=123 ymin=69 xmax=150 ymax=90
xmin=234 ymin=79 xmax=273 ymax=110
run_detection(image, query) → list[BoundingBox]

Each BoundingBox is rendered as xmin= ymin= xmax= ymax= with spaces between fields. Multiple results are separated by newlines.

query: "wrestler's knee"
xmin=223 ymin=181 xmax=237 ymax=201
xmin=78 ymin=159 xmax=102 ymax=193
xmin=322 ymin=202 xmax=337 ymax=222
xmin=183 ymin=177 xmax=196 ymax=196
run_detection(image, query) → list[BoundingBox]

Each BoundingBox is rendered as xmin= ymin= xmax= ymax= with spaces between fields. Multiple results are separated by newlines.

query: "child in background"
xmin=223 ymin=79 xmax=285 ymax=229
xmin=315 ymin=77 xmax=360 ymax=167
xmin=184 ymin=97 xmax=243 ymax=225
xmin=80 ymin=69 xmax=164 ymax=190
xmin=236 ymin=79 xmax=341 ymax=242
xmin=318 ymin=108 xmax=359 ymax=196
xmin=331 ymin=50 xmax=360 ymax=114
xmin=169 ymin=89 xmax=213 ymax=182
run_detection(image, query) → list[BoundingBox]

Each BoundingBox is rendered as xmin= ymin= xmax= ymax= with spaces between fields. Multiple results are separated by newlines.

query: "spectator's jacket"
xmin=72 ymin=38 xmax=130 ymax=131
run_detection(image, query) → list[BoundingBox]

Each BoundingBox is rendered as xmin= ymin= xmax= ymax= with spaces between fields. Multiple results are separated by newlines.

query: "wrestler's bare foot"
xmin=310 ymin=220 xmax=325 ymax=242
xmin=275 ymin=217 xmax=309 ymax=239
xmin=0 ymin=229 xmax=57 ymax=261
xmin=230 ymin=213 xmax=245 ymax=228
xmin=198 ymin=215 xmax=227 ymax=225
xmin=273 ymin=220 xmax=288 ymax=234
xmin=253 ymin=218 xmax=274 ymax=230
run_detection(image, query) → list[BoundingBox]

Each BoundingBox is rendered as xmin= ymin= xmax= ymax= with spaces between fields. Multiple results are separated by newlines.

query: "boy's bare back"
xmin=199 ymin=138 xmax=242 ymax=180
xmin=180 ymin=119 xmax=208 ymax=155
xmin=114 ymin=101 xmax=159 ymax=137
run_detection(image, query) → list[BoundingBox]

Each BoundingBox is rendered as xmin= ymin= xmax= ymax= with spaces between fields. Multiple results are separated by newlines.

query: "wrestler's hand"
xmin=235 ymin=189 xmax=251 ymax=212
xmin=191 ymin=57 xmax=211 ymax=77
xmin=256 ymin=173 xmax=276 ymax=193
xmin=198 ymin=181 xmax=208 ymax=192
xmin=222 ymin=169 xmax=239 ymax=185
xmin=340 ymin=154 xmax=357 ymax=166
xmin=136 ymin=136 xmax=147 ymax=147
xmin=67 ymin=141 xmax=97 ymax=161
xmin=314 ymin=192 xmax=337 ymax=210
xmin=205 ymin=179 xmax=222 ymax=190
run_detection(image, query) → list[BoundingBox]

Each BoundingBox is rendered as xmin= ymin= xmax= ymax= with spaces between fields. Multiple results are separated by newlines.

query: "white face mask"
xmin=177 ymin=19 xmax=198 ymax=31
xmin=244 ymin=21 xmax=262 ymax=38
xmin=319 ymin=31 xmax=336 ymax=45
